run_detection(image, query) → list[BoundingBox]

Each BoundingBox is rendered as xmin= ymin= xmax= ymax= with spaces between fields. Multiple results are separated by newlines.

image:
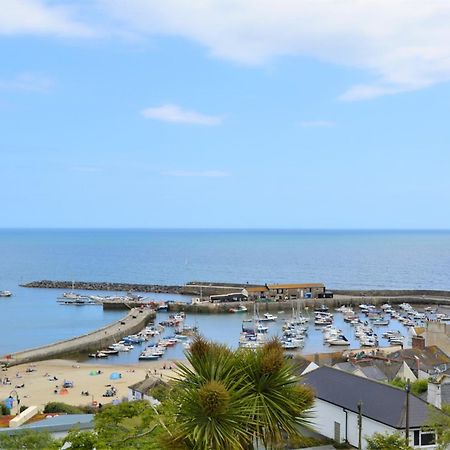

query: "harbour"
xmin=0 ymin=308 xmax=155 ymax=367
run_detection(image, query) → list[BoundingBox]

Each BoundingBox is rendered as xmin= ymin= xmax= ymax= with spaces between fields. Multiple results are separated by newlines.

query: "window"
xmin=420 ymin=432 xmax=435 ymax=446
xmin=413 ymin=429 xmax=436 ymax=447
xmin=414 ymin=430 xmax=419 ymax=446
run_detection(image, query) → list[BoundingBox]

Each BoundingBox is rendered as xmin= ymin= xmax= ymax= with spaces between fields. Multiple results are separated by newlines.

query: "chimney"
xmin=314 ymin=353 xmax=320 ymax=366
xmin=427 ymin=380 xmax=442 ymax=409
xmin=412 ymin=335 xmax=426 ymax=350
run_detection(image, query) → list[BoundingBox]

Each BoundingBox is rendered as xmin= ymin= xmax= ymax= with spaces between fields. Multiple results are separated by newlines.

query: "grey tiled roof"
xmin=358 ymin=364 xmax=389 ymax=382
xmin=302 ymin=366 xmax=437 ymax=429
xmin=128 ymin=376 xmax=167 ymax=394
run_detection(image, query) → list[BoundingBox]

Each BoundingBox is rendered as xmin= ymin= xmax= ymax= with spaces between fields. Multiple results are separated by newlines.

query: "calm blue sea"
xmin=1 ymin=229 xmax=450 ymax=357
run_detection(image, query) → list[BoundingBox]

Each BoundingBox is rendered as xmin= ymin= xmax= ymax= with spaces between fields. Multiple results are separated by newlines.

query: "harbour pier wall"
xmin=99 ymin=294 xmax=450 ymax=313
xmin=21 ymin=280 xmax=250 ymax=297
xmin=0 ymin=308 xmax=155 ymax=368
xmin=164 ymin=295 xmax=450 ymax=314
xmin=22 ymin=280 xmax=450 ymax=300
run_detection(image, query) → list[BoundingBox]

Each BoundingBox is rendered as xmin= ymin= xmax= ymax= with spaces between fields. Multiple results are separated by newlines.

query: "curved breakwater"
xmin=0 ymin=308 xmax=156 ymax=367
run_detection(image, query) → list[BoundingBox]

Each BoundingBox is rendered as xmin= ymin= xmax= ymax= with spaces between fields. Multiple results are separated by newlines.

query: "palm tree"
xmin=164 ymin=336 xmax=314 ymax=450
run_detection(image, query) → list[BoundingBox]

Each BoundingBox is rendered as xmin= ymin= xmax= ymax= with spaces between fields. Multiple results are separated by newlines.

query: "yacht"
xmin=328 ymin=336 xmax=350 ymax=346
xmin=0 ymin=290 xmax=12 ymax=297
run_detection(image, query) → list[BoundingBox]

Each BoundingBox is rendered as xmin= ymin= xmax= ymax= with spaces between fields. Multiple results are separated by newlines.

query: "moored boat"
xmin=229 ymin=305 xmax=248 ymax=313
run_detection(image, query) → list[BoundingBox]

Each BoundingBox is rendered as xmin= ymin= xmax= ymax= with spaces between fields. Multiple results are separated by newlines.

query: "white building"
xmin=302 ymin=366 xmax=439 ymax=449
xmin=127 ymin=376 xmax=167 ymax=406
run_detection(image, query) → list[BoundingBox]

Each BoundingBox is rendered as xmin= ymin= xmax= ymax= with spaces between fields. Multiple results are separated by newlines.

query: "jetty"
xmin=0 ymin=308 xmax=155 ymax=368
xmin=21 ymin=280 xmax=252 ymax=297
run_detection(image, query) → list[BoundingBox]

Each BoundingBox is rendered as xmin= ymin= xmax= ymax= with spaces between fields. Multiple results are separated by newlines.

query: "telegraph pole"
xmin=357 ymin=400 xmax=363 ymax=450
xmin=405 ymin=381 xmax=411 ymax=444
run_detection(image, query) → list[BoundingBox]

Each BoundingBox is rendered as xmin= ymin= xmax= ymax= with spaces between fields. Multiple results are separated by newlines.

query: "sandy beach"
xmin=0 ymin=359 xmax=182 ymax=412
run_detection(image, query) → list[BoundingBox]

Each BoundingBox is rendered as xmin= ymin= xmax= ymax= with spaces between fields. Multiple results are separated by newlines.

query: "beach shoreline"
xmin=0 ymin=359 xmax=181 ymax=411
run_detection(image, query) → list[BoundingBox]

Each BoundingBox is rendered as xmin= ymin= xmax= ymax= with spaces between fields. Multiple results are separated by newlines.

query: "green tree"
xmin=365 ymin=431 xmax=413 ymax=450
xmin=164 ymin=336 xmax=314 ymax=450
xmin=424 ymin=403 xmax=450 ymax=450
xmin=93 ymin=400 xmax=163 ymax=449
xmin=61 ymin=430 xmax=99 ymax=450
xmin=0 ymin=430 xmax=58 ymax=450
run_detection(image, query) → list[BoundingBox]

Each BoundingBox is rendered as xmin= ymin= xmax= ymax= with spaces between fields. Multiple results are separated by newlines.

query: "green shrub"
xmin=148 ymin=384 xmax=171 ymax=402
xmin=366 ymin=431 xmax=413 ymax=450
xmin=43 ymin=402 xmax=84 ymax=414
xmin=390 ymin=377 xmax=428 ymax=396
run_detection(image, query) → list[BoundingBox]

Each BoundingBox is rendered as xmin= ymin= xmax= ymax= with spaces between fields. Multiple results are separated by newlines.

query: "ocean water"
xmin=1 ymin=229 xmax=450 ymax=356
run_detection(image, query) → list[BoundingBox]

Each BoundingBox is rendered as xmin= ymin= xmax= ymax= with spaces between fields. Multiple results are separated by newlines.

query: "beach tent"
xmin=89 ymin=370 xmax=99 ymax=376
xmin=109 ymin=372 xmax=121 ymax=380
xmin=59 ymin=388 xmax=69 ymax=395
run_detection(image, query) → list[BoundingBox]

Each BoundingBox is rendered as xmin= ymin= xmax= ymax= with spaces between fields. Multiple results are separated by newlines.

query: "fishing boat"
xmin=0 ymin=290 xmax=12 ymax=297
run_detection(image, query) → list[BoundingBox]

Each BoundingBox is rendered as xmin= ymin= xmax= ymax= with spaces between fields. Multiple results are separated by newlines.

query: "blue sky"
xmin=1 ymin=1 xmax=450 ymax=228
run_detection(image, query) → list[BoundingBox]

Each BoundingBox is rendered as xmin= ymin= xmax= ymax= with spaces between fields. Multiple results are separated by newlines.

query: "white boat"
xmin=256 ymin=324 xmax=269 ymax=333
xmin=372 ymin=319 xmax=390 ymax=326
xmin=0 ymin=290 xmax=12 ymax=297
xmin=328 ymin=336 xmax=350 ymax=346
xmin=229 ymin=305 xmax=248 ymax=313
xmin=139 ymin=352 xmax=160 ymax=360
xmin=259 ymin=313 xmax=277 ymax=322
xmin=89 ymin=351 xmax=108 ymax=358
xmin=281 ymin=341 xmax=302 ymax=349
xmin=108 ymin=343 xmax=133 ymax=352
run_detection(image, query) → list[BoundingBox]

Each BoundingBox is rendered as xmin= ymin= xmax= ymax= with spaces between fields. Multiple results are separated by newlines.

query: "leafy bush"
xmin=366 ymin=431 xmax=413 ymax=450
xmin=390 ymin=377 xmax=428 ymax=395
xmin=0 ymin=430 xmax=57 ymax=449
xmin=148 ymin=383 xmax=171 ymax=402
xmin=61 ymin=430 xmax=99 ymax=450
xmin=43 ymin=402 xmax=84 ymax=414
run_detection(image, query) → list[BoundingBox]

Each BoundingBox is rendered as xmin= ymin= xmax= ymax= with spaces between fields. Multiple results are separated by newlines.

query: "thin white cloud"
xmin=102 ymin=0 xmax=450 ymax=100
xmin=142 ymin=104 xmax=222 ymax=125
xmin=162 ymin=170 xmax=229 ymax=178
xmin=0 ymin=0 xmax=93 ymax=37
xmin=0 ymin=73 xmax=54 ymax=92
xmin=300 ymin=120 xmax=335 ymax=128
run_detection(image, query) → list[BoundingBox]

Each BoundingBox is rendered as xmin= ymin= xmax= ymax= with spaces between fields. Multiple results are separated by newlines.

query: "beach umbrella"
xmin=109 ymin=372 xmax=121 ymax=380
xmin=89 ymin=370 xmax=99 ymax=376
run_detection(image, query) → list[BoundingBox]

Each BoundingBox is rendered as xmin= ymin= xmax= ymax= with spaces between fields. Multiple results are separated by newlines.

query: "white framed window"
xmin=413 ymin=429 xmax=436 ymax=447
